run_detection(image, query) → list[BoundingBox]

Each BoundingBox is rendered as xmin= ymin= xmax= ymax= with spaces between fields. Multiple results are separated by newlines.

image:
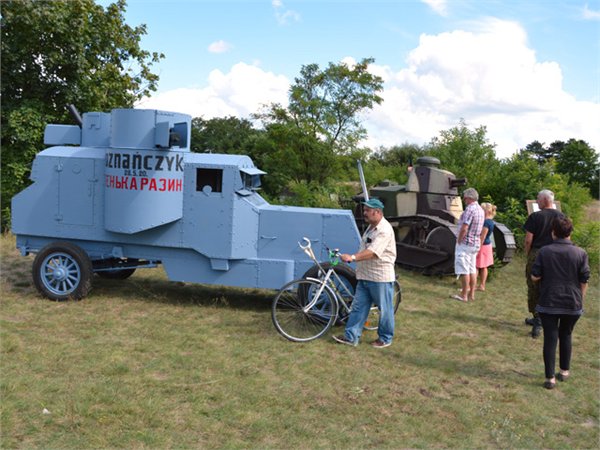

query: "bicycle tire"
xmin=272 ymin=279 xmax=339 ymax=342
xmin=364 ymin=280 xmax=402 ymax=331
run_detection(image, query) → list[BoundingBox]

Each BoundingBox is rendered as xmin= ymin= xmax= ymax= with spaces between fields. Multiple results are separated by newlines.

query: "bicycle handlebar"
xmin=299 ymin=237 xmax=311 ymax=251
xmin=299 ymin=237 xmax=341 ymax=265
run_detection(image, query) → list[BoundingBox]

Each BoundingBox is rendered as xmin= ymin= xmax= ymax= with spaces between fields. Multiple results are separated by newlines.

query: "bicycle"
xmin=272 ymin=237 xmax=401 ymax=342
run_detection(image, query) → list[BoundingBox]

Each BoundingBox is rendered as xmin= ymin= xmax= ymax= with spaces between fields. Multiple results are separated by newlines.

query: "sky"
xmin=100 ymin=0 xmax=600 ymax=158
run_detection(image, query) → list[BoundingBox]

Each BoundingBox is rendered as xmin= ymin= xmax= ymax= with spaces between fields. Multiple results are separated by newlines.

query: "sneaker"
xmin=371 ymin=339 xmax=391 ymax=348
xmin=333 ymin=335 xmax=357 ymax=347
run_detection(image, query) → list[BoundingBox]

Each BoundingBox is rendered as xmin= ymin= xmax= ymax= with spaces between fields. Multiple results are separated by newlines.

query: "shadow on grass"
xmin=93 ymin=273 xmax=274 ymax=312
xmin=394 ymin=350 xmax=539 ymax=388
xmin=407 ymin=308 xmax=524 ymax=334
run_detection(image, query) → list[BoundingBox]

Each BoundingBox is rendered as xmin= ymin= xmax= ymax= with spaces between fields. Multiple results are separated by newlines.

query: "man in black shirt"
xmin=523 ymin=189 xmax=564 ymax=338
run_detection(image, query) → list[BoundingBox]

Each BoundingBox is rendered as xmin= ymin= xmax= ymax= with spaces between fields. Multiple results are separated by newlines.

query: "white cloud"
xmin=583 ymin=3 xmax=600 ymax=20
xmin=272 ymin=0 xmax=300 ymax=25
xmin=208 ymin=40 xmax=233 ymax=54
xmin=421 ymin=0 xmax=448 ymax=16
xmin=364 ymin=18 xmax=600 ymax=157
xmin=136 ymin=62 xmax=289 ymax=119
xmin=137 ymin=19 xmax=600 ymax=159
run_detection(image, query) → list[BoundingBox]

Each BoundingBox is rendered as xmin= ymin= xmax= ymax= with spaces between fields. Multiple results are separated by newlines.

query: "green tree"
xmin=487 ymin=150 xmax=553 ymax=210
xmin=255 ymin=58 xmax=384 ymax=205
xmin=555 ymin=139 xmax=599 ymax=199
xmin=426 ymin=119 xmax=499 ymax=193
xmin=485 ymin=151 xmax=591 ymax=248
xmin=1 ymin=0 xmax=163 ymax=229
xmin=523 ymin=140 xmax=563 ymax=164
xmin=190 ymin=116 xmax=266 ymax=168
xmin=522 ymin=139 xmax=599 ymax=198
xmin=191 ymin=116 xmax=261 ymax=154
xmin=287 ymin=58 xmax=384 ymax=153
xmin=261 ymin=122 xmax=334 ymax=190
xmin=369 ymin=143 xmax=426 ymax=185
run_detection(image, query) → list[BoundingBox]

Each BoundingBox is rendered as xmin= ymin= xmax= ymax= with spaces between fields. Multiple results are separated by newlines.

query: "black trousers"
xmin=539 ymin=313 xmax=580 ymax=379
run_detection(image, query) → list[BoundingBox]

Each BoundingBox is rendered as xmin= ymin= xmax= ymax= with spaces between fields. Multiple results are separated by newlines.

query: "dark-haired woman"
xmin=531 ymin=216 xmax=589 ymax=390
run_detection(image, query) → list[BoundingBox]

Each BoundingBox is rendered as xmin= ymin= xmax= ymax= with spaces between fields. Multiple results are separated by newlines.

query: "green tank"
xmin=357 ymin=156 xmax=515 ymax=275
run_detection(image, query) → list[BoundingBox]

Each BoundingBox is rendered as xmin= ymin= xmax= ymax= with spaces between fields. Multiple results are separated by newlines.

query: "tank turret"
xmin=357 ymin=157 xmax=515 ymax=275
xmin=370 ymin=156 xmax=466 ymax=223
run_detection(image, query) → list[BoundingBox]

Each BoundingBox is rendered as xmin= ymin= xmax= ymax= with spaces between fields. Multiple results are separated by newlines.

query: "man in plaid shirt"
xmin=452 ymin=188 xmax=484 ymax=302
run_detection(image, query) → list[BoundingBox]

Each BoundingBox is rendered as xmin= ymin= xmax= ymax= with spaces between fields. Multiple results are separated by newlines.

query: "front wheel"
xmin=32 ymin=242 xmax=93 ymax=301
xmin=272 ymin=279 xmax=338 ymax=342
xmin=364 ymin=280 xmax=402 ymax=331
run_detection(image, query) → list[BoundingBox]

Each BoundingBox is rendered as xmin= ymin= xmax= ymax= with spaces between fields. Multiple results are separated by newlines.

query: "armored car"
xmin=11 ymin=108 xmax=360 ymax=300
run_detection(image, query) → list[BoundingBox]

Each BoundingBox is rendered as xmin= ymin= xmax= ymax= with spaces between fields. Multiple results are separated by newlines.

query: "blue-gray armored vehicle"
xmin=11 ymin=108 xmax=361 ymax=300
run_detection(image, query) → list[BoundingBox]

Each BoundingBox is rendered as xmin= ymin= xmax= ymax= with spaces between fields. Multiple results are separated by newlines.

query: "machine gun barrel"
xmin=66 ymin=104 xmax=83 ymax=128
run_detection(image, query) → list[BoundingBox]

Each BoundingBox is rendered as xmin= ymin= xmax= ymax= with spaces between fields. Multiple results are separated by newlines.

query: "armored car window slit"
xmin=196 ymin=168 xmax=223 ymax=193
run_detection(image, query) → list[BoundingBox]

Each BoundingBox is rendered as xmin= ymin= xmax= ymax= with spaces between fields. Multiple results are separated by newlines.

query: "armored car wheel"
xmin=94 ymin=258 xmax=138 ymax=280
xmin=32 ymin=242 xmax=93 ymax=301
xmin=96 ymin=268 xmax=136 ymax=280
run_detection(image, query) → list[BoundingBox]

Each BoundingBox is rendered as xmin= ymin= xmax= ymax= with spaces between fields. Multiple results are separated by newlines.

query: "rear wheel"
xmin=272 ymin=279 xmax=338 ymax=342
xmin=94 ymin=258 xmax=138 ymax=280
xmin=96 ymin=268 xmax=136 ymax=280
xmin=364 ymin=280 xmax=402 ymax=331
xmin=32 ymin=242 xmax=93 ymax=301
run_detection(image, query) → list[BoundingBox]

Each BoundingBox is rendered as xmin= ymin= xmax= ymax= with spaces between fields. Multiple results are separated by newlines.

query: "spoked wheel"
xmin=32 ymin=242 xmax=93 ymax=301
xmin=272 ymin=279 xmax=339 ymax=342
xmin=364 ymin=280 xmax=402 ymax=331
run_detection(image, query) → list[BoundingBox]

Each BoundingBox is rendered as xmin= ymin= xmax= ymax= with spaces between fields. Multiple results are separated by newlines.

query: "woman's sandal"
xmin=544 ymin=378 xmax=556 ymax=389
xmin=557 ymin=371 xmax=570 ymax=382
xmin=449 ymin=294 xmax=468 ymax=302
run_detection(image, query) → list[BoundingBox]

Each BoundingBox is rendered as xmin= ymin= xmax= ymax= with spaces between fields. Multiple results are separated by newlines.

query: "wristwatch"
xmin=351 ymin=254 xmax=356 ymax=261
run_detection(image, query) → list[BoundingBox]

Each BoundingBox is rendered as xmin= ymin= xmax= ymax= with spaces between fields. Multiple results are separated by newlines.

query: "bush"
xmin=494 ymin=197 xmax=528 ymax=250
xmin=573 ymin=221 xmax=599 ymax=276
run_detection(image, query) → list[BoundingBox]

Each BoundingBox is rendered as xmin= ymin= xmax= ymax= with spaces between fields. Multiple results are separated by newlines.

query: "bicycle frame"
xmin=272 ymin=238 xmax=401 ymax=342
xmin=298 ymin=238 xmax=354 ymax=316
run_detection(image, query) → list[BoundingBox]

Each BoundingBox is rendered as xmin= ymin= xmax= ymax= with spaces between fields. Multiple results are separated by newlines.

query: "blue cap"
xmin=362 ymin=198 xmax=384 ymax=210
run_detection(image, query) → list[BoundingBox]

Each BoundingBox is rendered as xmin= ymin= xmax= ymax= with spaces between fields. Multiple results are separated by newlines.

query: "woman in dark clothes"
xmin=530 ymin=216 xmax=590 ymax=389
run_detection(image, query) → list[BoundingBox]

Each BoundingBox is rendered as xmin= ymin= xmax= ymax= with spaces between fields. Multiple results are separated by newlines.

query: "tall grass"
xmin=1 ymin=233 xmax=598 ymax=449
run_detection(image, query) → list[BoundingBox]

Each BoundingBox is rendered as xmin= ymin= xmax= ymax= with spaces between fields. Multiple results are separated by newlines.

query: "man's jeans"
xmin=344 ymin=280 xmax=395 ymax=344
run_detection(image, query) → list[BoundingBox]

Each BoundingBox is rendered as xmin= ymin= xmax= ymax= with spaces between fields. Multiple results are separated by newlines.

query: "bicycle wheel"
xmin=303 ymin=263 xmax=356 ymax=324
xmin=272 ymin=279 xmax=338 ymax=342
xmin=364 ymin=280 xmax=402 ymax=331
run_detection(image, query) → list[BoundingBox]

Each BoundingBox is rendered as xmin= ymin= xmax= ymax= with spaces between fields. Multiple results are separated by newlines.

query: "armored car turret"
xmin=12 ymin=108 xmax=361 ymax=300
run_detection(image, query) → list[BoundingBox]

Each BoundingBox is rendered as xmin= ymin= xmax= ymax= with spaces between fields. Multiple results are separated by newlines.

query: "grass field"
xmin=1 ymin=232 xmax=598 ymax=449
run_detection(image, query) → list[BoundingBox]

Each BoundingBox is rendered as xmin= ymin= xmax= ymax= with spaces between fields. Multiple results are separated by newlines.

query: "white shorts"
xmin=454 ymin=243 xmax=479 ymax=275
